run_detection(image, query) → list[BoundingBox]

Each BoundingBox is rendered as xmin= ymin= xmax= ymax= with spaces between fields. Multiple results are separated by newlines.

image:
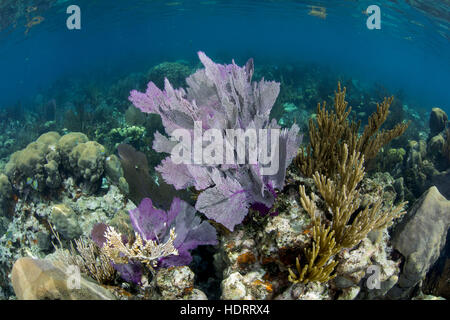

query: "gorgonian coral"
xmin=129 ymin=51 xmax=302 ymax=231
xmin=295 ymin=82 xmax=409 ymax=179
xmin=92 ymin=197 xmax=217 ymax=284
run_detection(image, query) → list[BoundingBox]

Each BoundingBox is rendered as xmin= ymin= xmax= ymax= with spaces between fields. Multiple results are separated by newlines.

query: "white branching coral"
xmin=102 ymin=226 xmax=179 ymax=270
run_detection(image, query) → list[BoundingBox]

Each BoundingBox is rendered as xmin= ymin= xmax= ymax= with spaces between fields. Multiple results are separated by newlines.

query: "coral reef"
xmin=0 ymin=177 xmax=134 ymax=297
xmin=1 ymin=51 xmax=447 ymax=301
xmin=213 ymin=168 xmax=402 ymax=300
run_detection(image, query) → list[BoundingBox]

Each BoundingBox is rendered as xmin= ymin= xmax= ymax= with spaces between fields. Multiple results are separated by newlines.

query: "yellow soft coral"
xmin=289 ymin=144 xmax=406 ymax=284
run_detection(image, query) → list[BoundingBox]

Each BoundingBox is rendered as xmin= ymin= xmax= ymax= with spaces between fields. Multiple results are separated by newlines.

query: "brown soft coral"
xmin=294 ymin=82 xmax=409 ymax=179
xmin=289 ymin=83 xmax=409 ymax=285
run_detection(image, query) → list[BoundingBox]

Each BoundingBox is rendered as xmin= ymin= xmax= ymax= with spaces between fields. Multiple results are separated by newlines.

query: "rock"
xmin=432 ymin=169 xmax=450 ymax=199
xmin=275 ymin=282 xmax=331 ymax=300
xmin=388 ymin=186 xmax=450 ymax=299
xmin=156 ymin=266 xmax=201 ymax=300
xmin=412 ymin=293 xmax=446 ymax=300
xmin=0 ymin=173 xmax=12 ymax=217
xmin=429 ymin=108 xmax=448 ymax=136
xmin=393 ymin=177 xmax=405 ymax=203
xmin=105 ymin=155 xmax=129 ymax=194
xmin=105 ymin=154 xmax=123 ymax=184
xmin=221 ymin=271 xmax=274 ymax=300
xmin=186 ymin=288 xmax=208 ymax=300
xmin=221 ymin=272 xmax=247 ymax=300
xmin=406 ymin=140 xmax=427 ymax=168
xmin=49 ymin=204 xmax=82 ymax=239
xmin=11 ymin=257 xmax=115 ymax=300
xmin=334 ymin=234 xmax=400 ymax=299
xmin=422 ymin=235 xmax=450 ymax=299
xmin=337 ymin=286 xmax=360 ymax=300
xmin=427 ymin=134 xmax=445 ymax=158
xmin=109 ymin=209 xmax=133 ymax=237
xmin=0 ymin=216 xmax=8 ymax=236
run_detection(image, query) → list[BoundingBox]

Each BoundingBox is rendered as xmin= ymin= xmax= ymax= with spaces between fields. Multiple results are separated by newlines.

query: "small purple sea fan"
xmin=130 ymin=197 xmax=218 ymax=267
xmin=91 ymin=197 xmax=217 ymax=284
xmin=129 ymin=52 xmax=302 ymax=231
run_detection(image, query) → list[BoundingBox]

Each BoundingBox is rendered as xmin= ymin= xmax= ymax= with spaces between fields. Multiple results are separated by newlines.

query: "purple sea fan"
xmin=129 ymin=52 xmax=302 ymax=231
xmin=129 ymin=197 xmax=218 ymax=267
xmin=91 ymin=197 xmax=217 ymax=284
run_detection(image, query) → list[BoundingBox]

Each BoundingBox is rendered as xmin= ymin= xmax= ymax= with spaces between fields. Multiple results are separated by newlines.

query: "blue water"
xmin=0 ymin=0 xmax=449 ymax=113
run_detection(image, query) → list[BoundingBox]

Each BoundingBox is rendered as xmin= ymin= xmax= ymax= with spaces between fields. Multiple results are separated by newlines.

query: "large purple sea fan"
xmin=129 ymin=52 xmax=302 ymax=231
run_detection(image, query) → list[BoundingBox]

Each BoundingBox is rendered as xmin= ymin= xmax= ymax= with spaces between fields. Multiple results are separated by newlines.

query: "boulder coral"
xmin=4 ymin=131 xmax=127 ymax=195
xmin=429 ymin=107 xmax=448 ymax=136
xmin=5 ymin=131 xmax=61 ymax=192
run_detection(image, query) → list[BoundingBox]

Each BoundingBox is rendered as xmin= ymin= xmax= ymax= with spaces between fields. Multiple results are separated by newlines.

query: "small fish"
xmin=308 ymin=6 xmax=327 ymax=20
xmin=24 ymin=16 xmax=45 ymax=35
xmin=26 ymin=6 xmax=38 ymax=13
xmin=26 ymin=16 xmax=45 ymax=28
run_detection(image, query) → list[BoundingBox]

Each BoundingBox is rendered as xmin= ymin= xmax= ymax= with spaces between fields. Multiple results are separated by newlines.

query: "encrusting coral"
xmin=295 ymin=82 xmax=409 ymax=179
xmin=289 ymin=83 xmax=409 ymax=285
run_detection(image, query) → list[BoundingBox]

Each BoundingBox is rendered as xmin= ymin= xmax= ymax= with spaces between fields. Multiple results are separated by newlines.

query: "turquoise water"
xmin=0 ymin=0 xmax=449 ymax=111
